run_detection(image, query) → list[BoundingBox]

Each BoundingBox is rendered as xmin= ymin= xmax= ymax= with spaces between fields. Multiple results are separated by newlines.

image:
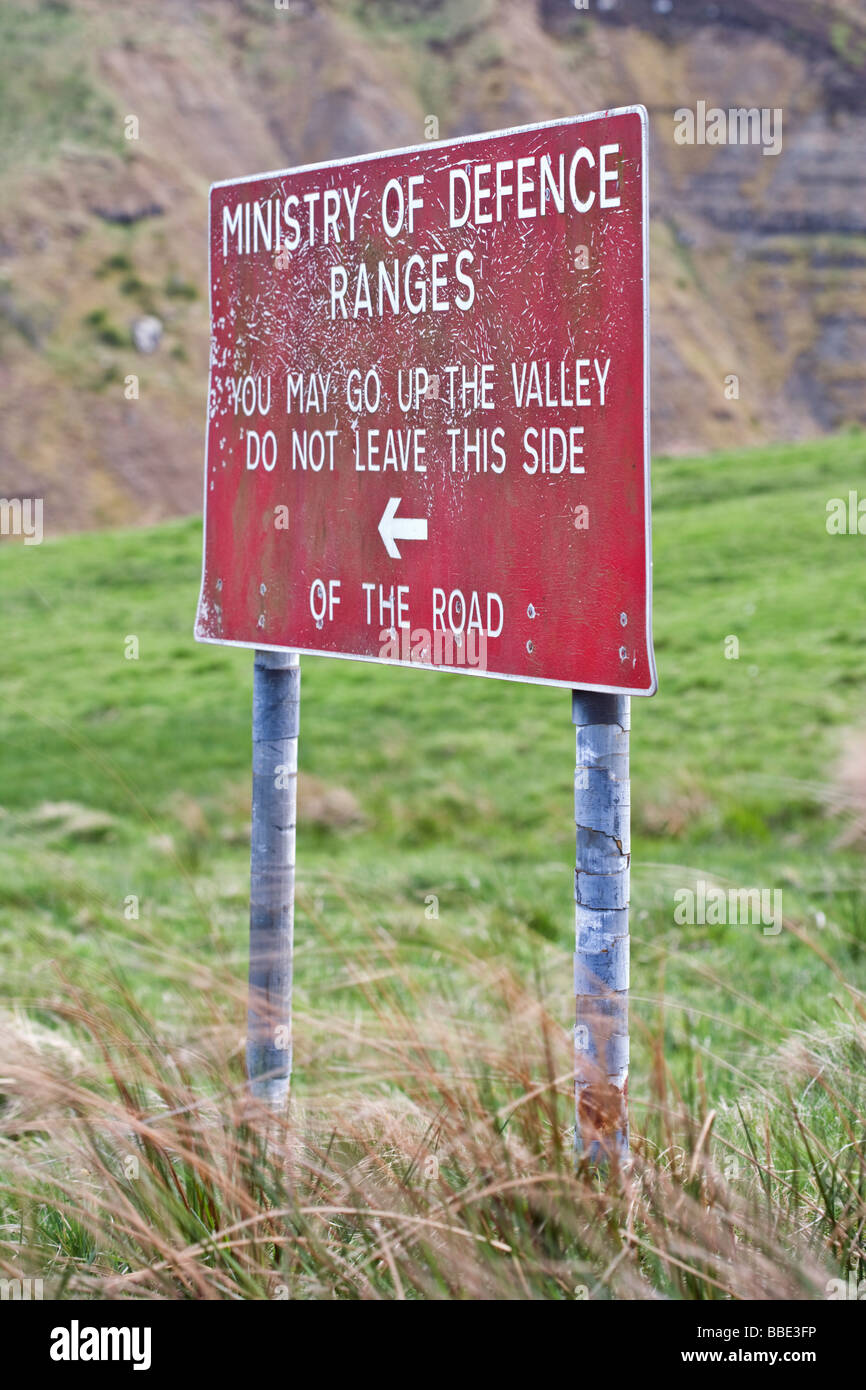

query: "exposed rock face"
xmin=0 ymin=0 xmax=863 ymax=530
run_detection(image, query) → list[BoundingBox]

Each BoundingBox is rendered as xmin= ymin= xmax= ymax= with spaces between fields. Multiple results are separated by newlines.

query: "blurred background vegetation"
xmin=1 ymin=0 xmax=866 ymax=528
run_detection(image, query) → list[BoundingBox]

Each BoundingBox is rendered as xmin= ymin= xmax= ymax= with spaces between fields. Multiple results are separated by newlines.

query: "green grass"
xmin=0 ymin=433 xmax=865 ymax=1081
xmin=1 ymin=432 xmax=865 ymax=1296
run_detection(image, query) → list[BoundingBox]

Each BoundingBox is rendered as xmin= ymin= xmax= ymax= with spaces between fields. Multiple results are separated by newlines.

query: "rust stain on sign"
xmin=196 ymin=109 xmax=655 ymax=695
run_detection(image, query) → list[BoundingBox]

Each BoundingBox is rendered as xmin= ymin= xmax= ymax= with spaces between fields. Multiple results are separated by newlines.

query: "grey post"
xmin=247 ymin=649 xmax=299 ymax=1108
xmin=572 ymin=691 xmax=630 ymax=1164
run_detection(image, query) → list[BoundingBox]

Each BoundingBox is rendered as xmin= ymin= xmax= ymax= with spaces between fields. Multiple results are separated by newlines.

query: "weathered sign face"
xmin=196 ymin=109 xmax=655 ymax=694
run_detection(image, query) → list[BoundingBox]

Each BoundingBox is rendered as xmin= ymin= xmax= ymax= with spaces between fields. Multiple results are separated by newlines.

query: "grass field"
xmin=1 ymin=432 xmax=865 ymax=1298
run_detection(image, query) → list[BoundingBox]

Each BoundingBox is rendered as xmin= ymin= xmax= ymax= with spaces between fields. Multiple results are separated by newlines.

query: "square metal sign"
xmin=196 ymin=108 xmax=655 ymax=694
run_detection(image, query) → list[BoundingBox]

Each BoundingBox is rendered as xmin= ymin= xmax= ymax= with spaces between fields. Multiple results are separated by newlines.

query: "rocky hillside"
xmin=0 ymin=0 xmax=864 ymax=531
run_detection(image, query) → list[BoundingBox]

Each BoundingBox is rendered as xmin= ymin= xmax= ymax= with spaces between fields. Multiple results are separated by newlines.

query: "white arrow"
xmin=378 ymin=496 xmax=428 ymax=559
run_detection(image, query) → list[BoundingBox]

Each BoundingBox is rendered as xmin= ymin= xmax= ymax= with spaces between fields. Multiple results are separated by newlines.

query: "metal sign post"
xmin=247 ymin=649 xmax=299 ymax=1107
xmin=573 ymin=691 xmax=630 ymax=1163
xmin=196 ymin=111 xmax=654 ymax=1146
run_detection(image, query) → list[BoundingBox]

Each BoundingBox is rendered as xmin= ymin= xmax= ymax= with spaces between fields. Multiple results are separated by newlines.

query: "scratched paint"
xmin=195 ymin=109 xmax=656 ymax=695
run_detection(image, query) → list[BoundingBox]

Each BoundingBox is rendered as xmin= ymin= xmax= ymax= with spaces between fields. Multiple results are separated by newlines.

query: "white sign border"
xmin=195 ymin=106 xmax=657 ymax=697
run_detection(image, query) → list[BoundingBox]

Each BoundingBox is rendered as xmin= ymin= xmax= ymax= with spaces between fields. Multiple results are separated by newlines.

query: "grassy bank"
xmin=0 ymin=432 xmax=864 ymax=1296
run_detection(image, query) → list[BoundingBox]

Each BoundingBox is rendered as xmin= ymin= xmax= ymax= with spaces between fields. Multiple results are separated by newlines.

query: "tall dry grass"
xmin=0 ymin=919 xmax=863 ymax=1301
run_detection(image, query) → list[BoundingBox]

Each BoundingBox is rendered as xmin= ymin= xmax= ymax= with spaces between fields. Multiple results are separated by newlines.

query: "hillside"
xmin=0 ymin=0 xmax=865 ymax=530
